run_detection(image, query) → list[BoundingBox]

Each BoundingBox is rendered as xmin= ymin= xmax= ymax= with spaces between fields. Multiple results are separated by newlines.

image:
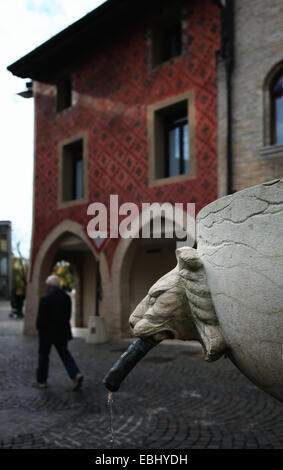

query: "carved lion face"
xmin=129 ymin=247 xmax=227 ymax=361
xmin=129 ymin=263 xmax=198 ymax=343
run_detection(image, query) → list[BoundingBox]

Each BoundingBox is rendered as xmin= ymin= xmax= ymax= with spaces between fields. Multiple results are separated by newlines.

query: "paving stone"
xmin=0 ymin=300 xmax=282 ymax=449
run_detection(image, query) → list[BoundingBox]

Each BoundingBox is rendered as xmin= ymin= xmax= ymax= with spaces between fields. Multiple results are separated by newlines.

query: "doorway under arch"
xmin=131 ymin=238 xmax=176 ymax=316
xmin=39 ymin=232 xmax=97 ymax=328
xmin=24 ymin=220 xmax=107 ymax=336
xmin=110 ymin=204 xmax=195 ymax=337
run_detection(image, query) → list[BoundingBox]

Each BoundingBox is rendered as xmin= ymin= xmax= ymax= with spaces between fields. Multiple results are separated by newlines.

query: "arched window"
xmin=271 ymin=72 xmax=283 ymax=145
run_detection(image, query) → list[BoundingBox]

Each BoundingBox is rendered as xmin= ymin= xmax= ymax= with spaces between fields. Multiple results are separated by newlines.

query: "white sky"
xmin=0 ymin=0 xmax=107 ymax=258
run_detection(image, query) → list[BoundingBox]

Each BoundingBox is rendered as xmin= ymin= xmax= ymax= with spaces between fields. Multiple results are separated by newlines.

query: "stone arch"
xmin=111 ymin=205 xmax=195 ymax=337
xmin=24 ymin=220 xmax=109 ymax=336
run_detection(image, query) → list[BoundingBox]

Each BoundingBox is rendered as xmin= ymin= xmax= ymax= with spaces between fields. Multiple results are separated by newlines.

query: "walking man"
xmin=33 ymin=275 xmax=83 ymax=391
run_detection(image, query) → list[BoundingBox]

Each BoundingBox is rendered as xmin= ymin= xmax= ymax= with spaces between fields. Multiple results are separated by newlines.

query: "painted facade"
xmin=10 ymin=0 xmax=222 ymax=337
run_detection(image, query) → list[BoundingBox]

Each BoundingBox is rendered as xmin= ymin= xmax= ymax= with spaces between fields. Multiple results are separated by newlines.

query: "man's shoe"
xmin=32 ymin=381 xmax=48 ymax=389
xmin=72 ymin=373 xmax=83 ymax=391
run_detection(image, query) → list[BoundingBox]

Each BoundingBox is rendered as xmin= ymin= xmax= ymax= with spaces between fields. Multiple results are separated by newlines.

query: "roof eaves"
xmin=7 ymin=0 xmax=127 ymax=80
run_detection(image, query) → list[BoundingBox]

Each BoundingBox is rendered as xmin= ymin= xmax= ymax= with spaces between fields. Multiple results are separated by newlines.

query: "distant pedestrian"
xmin=32 ymin=275 xmax=83 ymax=391
xmin=15 ymin=287 xmax=24 ymax=318
xmin=10 ymin=287 xmax=25 ymax=318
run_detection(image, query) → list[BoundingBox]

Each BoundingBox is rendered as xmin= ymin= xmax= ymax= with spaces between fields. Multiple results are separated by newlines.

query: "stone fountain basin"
xmin=197 ymin=179 xmax=283 ymax=403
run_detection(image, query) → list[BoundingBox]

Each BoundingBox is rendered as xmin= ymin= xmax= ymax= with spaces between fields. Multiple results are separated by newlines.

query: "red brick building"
xmin=8 ymin=0 xmax=222 ymax=338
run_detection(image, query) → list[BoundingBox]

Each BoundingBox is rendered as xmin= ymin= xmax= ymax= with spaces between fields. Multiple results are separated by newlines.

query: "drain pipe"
xmin=213 ymin=0 xmax=234 ymax=195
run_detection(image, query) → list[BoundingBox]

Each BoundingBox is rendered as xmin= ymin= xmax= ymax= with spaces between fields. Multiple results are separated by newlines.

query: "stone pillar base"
xmin=86 ymin=316 xmax=108 ymax=344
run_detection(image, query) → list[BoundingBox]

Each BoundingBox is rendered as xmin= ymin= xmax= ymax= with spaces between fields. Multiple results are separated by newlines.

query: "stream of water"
xmin=107 ymin=391 xmax=115 ymax=449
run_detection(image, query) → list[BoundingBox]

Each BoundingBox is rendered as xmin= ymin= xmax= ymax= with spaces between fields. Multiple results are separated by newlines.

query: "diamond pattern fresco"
xmin=32 ymin=0 xmax=220 ymax=273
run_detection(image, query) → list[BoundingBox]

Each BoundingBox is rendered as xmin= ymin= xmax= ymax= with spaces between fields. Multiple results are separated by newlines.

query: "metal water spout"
xmin=103 ymin=337 xmax=159 ymax=392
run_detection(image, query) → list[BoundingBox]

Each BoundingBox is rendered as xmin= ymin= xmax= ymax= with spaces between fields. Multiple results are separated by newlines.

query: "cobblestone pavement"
xmin=0 ymin=300 xmax=282 ymax=449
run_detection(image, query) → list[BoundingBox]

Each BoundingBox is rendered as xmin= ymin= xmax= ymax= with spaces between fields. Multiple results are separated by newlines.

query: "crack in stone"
xmin=197 ymin=199 xmax=233 ymax=222
xmin=198 ymin=179 xmax=283 ymax=223
xmin=255 ymin=196 xmax=283 ymax=206
xmin=213 ymin=292 xmax=283 ymax=315
xmin=199 ymin=207 xmax=283 ymax=229
xmin=198 ymin=237 xmax=283 ymax=258
xmin=200 ymin=260 xmax=283 ymax=291
xmin=198 ymin=194 xmax=283 ymax=229
xmin=199 ymin=241 xmax=283 ymax=259
xmin=198 ymin=195 xmax=264 ymax=221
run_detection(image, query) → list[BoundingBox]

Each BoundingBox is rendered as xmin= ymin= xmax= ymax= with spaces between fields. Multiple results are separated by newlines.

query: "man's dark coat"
xmin=36 ymin=288 xmax=73 ymax=343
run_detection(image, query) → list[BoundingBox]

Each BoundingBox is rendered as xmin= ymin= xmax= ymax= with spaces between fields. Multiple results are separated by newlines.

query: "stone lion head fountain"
xmin=104 ymin=179 xmax=283 ymax=404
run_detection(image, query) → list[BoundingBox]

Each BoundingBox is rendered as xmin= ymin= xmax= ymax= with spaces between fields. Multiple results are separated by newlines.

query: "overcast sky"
xmin=0 ymin=0 xmax=106 ymax=258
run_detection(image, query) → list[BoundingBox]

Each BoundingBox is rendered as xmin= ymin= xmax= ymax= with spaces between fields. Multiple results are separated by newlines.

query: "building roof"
xmin=0 ymin=221 xmax=11 ymax=226
xmin=7 ymin=0 xmax=165 ymax=83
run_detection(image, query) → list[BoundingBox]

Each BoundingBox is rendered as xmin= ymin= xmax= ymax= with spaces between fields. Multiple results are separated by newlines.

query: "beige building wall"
xmin=129 ymin=242 xmax=177 ymax=314
xmin=217 ymin=0 xmax=283 ymax=196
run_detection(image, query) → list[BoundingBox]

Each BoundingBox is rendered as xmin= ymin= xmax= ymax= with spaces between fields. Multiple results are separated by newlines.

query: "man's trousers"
xmin=36 ymin=337 xmax=80 ymax=383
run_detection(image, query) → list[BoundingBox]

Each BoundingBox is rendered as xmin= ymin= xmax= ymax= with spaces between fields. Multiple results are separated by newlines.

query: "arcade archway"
xmin=24 ymin=220 xmax=109 ymax=336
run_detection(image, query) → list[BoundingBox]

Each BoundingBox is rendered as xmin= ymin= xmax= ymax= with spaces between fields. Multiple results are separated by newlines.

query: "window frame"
xmin=58 ymin=133 xmax=88 ymax=209
xmin=147 ymin=91 xmax=196 ymax=187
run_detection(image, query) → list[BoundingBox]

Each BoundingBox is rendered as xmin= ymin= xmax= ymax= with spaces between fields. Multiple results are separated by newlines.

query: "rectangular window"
xmin=275 ymin=96 xmax=283 ymax=145
xmin=0 ymin=235 xmax=7 ymax=252
xmin=163 ymin=22 xmax=182 ymax=63
xmin=151 ymin=8 xmax=182 ymax=67
xmin=166 ymin=112 xmax=189 ymax=177
xmin=56 ymin=75 xmax=72 ymax=113
xmin=61 ymin=139 xmax=84 ymax=202
xmin=0 ymin=257 xmax=7 ymax=276
xmin=148 ymin=91 xmax=195 ymax=186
